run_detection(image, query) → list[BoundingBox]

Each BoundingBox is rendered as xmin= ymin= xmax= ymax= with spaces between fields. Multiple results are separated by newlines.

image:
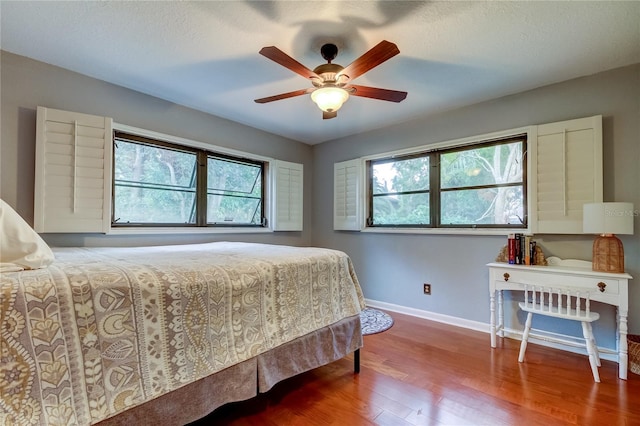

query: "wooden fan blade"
xmin=323 ymin=111 xmax=337 ymax=120
xmin=349 ymin=84 xmax=407 ymax=102
xmin=254 ymin=89 xmax=310 ymax=104
xmin=259 ymin=46 xmax=320 ymax=80
xmin=337 ymin=40 xmax=400 ymax=82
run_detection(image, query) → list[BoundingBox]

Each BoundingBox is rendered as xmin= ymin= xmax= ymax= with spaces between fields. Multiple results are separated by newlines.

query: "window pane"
xmin=373 ymin=193 xmax=430 ymax=225
xmin=114 ymin=187 xmax=196 ymax=223
xmin=441 ymin=186 xmax=524 ymax=225
xmin=208 ymin=158 xmax=260 ymax=193
xmin=114 ymin=140 xmax=197 ymax=224
xmin=373 ymin=157 xmax=429 ymax=195
xmin=207 ymin=195 xmax=261 ymax=224
xmin=207 ymin=157 xmax=262 ymax=225
xmin=441 ymin=142 xmax=523 ymax=189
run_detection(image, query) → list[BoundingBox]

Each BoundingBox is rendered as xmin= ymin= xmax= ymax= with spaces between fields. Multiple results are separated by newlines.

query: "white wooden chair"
xmin=518 ymin=284 xmax=601 ymax=382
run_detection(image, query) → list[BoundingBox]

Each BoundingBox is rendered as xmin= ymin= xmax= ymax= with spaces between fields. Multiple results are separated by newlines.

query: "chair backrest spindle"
xmin=576 ymin=292 xmax=581 ymax=317
xmin=519 ymin=286 xmax=598 ymax=321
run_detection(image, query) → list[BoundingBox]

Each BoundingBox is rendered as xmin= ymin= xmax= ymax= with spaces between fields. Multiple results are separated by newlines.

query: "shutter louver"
xmin=272 ymin=160 xmax=303 ymax=231
xmin=533 ymin=115 xmax=602 ymax=234
xmin=334 ymin=159 xmax=362 ymax=231
xmin=34 ymin=106 xmax=113 ymax=233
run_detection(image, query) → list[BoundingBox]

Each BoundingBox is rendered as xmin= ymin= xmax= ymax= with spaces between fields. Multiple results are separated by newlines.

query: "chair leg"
xmin=582 ymin=321 xmax=601 ymax=383
xmin=518 ymin=312 xmax=533 ymax=363
xmin=586 ymin=322 xmax=601 ymax=367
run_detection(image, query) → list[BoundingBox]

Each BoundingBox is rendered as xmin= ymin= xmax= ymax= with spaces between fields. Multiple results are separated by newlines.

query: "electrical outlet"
xmin=423 ymin=283 xmax=431 ymax=295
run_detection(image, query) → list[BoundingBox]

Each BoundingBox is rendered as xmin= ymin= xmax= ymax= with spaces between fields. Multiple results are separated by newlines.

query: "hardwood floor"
xmin=194 ymin=311 xmax=640 ymax=425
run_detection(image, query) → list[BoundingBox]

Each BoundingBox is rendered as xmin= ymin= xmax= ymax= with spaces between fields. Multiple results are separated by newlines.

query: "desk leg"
xmin=618 ymin=309 xmax=628 ymax=380
xmin=490 ymin=290 xmax=497 ymax=347
xmin=498 ymin=290 xmax=504 ymax=338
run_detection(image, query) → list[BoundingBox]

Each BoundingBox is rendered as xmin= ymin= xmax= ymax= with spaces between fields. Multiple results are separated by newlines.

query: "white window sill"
xmin=108 ymin=227 xmax=274 ymax=235
xmin=359 ymin=227 xmax=531 ymax=236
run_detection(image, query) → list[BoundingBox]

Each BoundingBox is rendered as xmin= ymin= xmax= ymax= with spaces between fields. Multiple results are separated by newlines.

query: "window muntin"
xmin=113 ymin=132 xmax=265 ymax=227
xmin=368 ymin=136 xmax=526 ymax=228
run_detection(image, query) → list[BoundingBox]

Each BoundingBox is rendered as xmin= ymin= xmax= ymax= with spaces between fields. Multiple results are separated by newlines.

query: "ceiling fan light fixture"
xmin=311 ymin=86 xmax=349 ymax=113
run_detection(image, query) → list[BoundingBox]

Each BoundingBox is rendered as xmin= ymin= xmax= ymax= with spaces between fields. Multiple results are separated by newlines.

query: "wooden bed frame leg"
xmin=354 ymin=348 xmax=360 ymax=374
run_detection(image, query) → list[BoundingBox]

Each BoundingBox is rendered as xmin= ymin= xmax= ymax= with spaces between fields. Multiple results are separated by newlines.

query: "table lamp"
xmin=583 ymin=202 xmax=634 ymax=273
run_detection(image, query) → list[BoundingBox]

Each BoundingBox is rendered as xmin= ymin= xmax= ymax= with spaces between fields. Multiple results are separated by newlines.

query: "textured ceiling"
xmin=2 ymin=1 xmax=639 ymax=145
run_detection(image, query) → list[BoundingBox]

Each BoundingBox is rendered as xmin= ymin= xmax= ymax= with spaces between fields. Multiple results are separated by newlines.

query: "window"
xmin=367 ymin=136 xmax=527 ymax=229
xmin=113 ymin=132 xmax=264 ymax=227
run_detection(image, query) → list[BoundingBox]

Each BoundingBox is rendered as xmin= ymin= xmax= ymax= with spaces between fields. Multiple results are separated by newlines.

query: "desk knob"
xmin=503 ymin=273 xmax=510 ymax=282
xmin=597 ymin=282 xmax=606 ymax=292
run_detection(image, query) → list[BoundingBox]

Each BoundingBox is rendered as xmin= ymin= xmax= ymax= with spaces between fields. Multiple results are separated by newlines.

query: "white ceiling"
xmin=2 ymin=1 xmax=639 ymax=145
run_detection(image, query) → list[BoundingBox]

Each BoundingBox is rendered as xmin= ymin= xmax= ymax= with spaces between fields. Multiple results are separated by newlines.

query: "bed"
xmin=0 ymin=241 xmax=365 ymax=425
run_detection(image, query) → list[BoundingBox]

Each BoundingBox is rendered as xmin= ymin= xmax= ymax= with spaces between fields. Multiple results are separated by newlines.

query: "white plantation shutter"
xmin=272 ymin=160 xmax=303 ymax=231
xmin=531 ymin=115 xmax=602 ymax=234
xmin=34 ymin=106 xmax=113 ymax=233
xmin=334 ymin=159 xmax=362 ymax=231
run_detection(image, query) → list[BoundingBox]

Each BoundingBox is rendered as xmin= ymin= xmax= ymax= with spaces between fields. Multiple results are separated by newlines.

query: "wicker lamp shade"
xmin=583 ymin=202 xmax=634 ymax=273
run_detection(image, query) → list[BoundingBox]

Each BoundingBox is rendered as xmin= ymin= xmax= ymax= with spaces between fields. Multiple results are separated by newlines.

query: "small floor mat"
xmin=360 ymin=307 xmax=394 ymax=335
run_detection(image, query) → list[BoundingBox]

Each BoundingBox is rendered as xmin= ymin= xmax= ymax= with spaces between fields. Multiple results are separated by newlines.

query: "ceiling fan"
xmin=254 ymin=40 xmax=407 ymax=119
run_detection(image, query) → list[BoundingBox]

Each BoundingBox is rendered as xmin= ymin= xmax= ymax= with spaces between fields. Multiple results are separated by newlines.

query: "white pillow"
xmin=0 ymin=199 xmax=54 ymax=272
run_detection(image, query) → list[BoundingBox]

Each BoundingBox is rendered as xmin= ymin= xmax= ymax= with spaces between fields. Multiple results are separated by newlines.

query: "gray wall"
xmin=311 ymin=64 xmax=640 ymax=345
xmin=1 ymin=51 xmax=313 ymax=247
xmin=2 ymin=50 xmax=639 ymax=346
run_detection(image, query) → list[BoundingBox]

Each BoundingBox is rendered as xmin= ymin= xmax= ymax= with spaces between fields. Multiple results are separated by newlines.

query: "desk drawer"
xmin=492 ymin=268 xmax=620 ymax=295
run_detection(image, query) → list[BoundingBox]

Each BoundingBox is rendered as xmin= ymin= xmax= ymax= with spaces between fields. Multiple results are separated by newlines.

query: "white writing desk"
xmin=488 ymin=258 xmax=632 ymax=379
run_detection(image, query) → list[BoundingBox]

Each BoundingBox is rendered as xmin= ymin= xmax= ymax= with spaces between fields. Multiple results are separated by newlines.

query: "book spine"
xmin=508 ymin=234 xmax=515 ymax=264
xmin=524 ymin=235 xmax=531 ymax=265
xmin=530 ymin=241 xmax=536 ymax=265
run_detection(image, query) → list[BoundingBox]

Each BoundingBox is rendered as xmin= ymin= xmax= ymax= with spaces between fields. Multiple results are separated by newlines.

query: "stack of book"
xmin=507 ymin=234 xmax=537 ymax=265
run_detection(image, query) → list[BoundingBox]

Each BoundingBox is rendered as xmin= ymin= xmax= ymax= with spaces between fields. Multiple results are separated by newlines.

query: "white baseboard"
xmin=364 ymin=298 xmax=618 ymax=362
xmin=365 ymin=298 xmax=490 ymax=333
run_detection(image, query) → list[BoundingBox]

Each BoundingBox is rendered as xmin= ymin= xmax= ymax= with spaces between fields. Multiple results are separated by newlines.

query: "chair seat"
xmin=518 ymin=301 xmax=600 ymax=322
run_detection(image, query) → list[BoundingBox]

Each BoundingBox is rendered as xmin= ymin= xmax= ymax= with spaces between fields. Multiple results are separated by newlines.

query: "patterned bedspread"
xmin=0 ymin=242 xmax=365 ymax=425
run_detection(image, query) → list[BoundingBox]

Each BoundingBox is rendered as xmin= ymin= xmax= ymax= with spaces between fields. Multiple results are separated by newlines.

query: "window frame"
xmin=361 ymin=126 xmax=533 ymax=235
xmin=111 ymin=124 xmax=271 ymax=233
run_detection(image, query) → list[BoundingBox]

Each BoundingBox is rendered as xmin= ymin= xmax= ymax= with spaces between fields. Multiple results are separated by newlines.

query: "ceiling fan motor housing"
xmin=312 ymin=63 xmax=345 ymax=87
